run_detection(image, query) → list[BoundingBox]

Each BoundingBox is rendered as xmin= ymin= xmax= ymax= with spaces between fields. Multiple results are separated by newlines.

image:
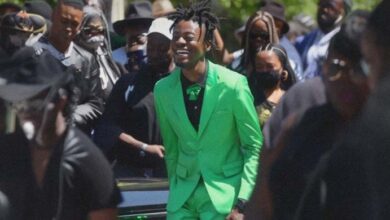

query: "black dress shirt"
xmin=180 ymin=73 xmax=206 ymax=131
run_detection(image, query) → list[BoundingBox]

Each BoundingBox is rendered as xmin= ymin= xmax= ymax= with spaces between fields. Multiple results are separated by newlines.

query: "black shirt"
xmin=0 ymin=128 xmax=122 ymax=220
xmin=180 ymin=74 xmax=206 ymax=131
xmin=93 ymin=65 xmax=168 ymax=170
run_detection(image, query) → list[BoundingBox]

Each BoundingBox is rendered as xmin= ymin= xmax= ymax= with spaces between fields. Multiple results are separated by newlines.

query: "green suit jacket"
xmin=154 ymin=61 xmax=263 ymax=213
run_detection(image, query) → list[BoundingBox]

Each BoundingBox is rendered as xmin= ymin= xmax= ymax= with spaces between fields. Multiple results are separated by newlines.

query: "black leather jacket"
xmin=34 ymin=38 xmax=104 ymax=133
xmin=69 ymin=44 xmax=104 ymax=132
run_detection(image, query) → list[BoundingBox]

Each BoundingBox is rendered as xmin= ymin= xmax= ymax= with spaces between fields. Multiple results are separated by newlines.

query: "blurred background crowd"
xmin=0 ymin=0 xmax=389 ymax=219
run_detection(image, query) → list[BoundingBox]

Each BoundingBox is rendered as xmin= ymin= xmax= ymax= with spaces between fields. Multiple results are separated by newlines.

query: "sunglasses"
xmin=326 ymin=58 xmax=368 ymax=82
xmin=249 ymin=31 xmax=270 ymax=40
xmin=82 ymin=26 xmax=105 ymax=36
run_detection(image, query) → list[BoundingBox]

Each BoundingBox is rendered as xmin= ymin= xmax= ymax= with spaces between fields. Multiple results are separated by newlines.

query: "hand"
xmin=144 ymin=144 xmax=165 ymax=158
xmin=226 ymin=208 xmax=244 ymax=220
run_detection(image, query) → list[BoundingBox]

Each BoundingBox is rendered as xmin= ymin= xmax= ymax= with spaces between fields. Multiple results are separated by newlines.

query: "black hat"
xmin=0 ymin=47 xmax=73 ymax=102
xmin=261 ymin=1 xmax=290 ymax=35
xmin=113 ymin=0 xmax=154 ymax=36
xmin=24 ymin=1 xmax=52 ymax=21
xmin=1 ymin=11 xmax=47 ymax=34
xmin=0 ymin=11 xmax=34 ymax=32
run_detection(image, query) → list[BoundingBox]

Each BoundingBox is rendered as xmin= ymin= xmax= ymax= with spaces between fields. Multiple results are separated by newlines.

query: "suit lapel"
xmin=170 ymin=69 xmax=198 ymax=138
xmin=198 ymin=61 xmax=220 ymax=137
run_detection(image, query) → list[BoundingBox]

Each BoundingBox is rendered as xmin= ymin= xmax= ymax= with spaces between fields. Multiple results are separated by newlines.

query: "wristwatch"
xmin=234 ymin=199 xmax=247 ymax=214
xmin=141 ymin=143 xmax=149 ymax=151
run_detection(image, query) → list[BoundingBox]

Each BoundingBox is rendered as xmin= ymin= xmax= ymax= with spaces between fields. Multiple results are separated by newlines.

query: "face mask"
xmin=83 ymin=35 xmax=105 ymax=50
xmin=2 ymin=33 xmax=30 ymax=54
xmin=16 ymin=87 xmax=57 ymax=146
xmin=22 ymin=121 xmax=35 ymax=140
xmin=253 ymin=70 xmax=282 ymax=89
xmin=126 ymin=46 xmax=147 ymax=72
xmin=9 ymin=34 xmax=29 ymax=47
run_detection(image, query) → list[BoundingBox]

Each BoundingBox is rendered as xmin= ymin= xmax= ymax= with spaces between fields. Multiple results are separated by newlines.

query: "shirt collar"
xmin=35 ymin=37 xmax=75 ymax=65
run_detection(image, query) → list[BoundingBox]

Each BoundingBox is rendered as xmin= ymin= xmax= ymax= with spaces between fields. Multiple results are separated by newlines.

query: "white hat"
xmin=152 ymin=0 xmax=175 ymax=17
xmin=147 ymin=17 xmax=174 ymax=40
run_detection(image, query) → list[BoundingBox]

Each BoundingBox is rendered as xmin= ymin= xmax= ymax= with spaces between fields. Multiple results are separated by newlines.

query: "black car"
xmin=117 ymin=178 xmax=169 ymax=220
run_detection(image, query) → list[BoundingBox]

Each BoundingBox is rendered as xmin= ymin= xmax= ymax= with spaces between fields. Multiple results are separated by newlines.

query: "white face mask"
xmin=84 ymin=35 xmax=104 ymax=50
xmin=22 ymin=121 xmax=35 ymax=140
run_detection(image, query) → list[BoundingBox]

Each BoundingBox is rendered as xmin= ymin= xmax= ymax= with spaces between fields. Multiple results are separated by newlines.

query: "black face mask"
xmin=253 ymin=70 xmax=281 ymax=89
xmin=126 ymin=49 xmax=147 ymax=73
xmin=0 ymin=32 xmax=29 ymax=55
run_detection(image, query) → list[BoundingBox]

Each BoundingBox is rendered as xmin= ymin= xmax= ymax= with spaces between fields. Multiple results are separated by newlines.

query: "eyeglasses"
xmin=11 ymin=87 xmax=57 ymax=113
xmin=326 ymin=58 xmax=368 ymax=82
xmin=249 ymin=31 xmax=270 ymax=40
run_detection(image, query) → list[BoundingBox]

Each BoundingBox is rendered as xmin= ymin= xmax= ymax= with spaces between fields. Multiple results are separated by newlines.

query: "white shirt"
xmin=303 ymin=27 xmax=340 ymax=80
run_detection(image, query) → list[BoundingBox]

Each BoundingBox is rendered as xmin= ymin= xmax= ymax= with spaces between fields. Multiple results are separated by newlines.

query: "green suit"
xmin=154 ymin=61 xmax=263 ymax=214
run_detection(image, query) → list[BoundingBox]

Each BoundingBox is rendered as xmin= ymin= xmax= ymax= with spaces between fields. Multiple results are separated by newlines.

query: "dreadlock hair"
xmin=167 ymin=0 xmax=219 ymax=48
xmin=257 ymin=43 xmax=296 ymax=90
xmin=240 ymin=10 xmax=279 ymax=76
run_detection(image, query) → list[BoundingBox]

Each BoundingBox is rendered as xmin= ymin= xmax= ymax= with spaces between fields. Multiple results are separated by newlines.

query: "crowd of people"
xmin=0 ymin=0 xmax=389 ymax=219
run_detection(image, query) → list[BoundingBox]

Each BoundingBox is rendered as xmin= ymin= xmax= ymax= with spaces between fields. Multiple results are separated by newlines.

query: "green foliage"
xmin=169 ymin=0 xmax=381 ymax=22
xmin=1 ymin=0 xmax=381 ymax=51
xmin=1 ymin=0 xmax=381 ymax=22
xmin=167 ymin=0 xmax=381 ymax=50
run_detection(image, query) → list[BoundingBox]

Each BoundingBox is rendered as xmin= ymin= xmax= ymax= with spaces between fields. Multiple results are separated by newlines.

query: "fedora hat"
xmin=113 ymin=0 xmax=154 ymax=36
xmin=0 ymin=11 xmax=46 ymax=34
xmin=0 ymin=47 xmax=73 ymax=102
xmin=261 ymin=1 xmax=290 ymax=35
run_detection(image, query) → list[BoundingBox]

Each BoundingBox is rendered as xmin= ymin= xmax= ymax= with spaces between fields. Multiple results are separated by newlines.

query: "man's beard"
xmin=318 ymin=14 xmax=343 ymax=32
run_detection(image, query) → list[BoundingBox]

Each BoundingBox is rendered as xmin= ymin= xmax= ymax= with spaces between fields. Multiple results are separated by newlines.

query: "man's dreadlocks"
xmin=168 ymin=0 xmax=219 ymax=48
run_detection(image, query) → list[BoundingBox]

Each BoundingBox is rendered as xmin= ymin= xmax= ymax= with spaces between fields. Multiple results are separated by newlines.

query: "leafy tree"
xmin=0 ymin=0 xmax=380 ymax=51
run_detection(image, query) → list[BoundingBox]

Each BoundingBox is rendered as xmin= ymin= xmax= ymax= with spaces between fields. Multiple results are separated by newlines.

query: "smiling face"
xmin=171 ymin=19 xmax=209 ymax=70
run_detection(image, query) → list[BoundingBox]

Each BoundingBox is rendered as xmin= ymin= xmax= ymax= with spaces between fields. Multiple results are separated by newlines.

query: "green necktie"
xmin=186 ymin=84 xmax=202 ymax=101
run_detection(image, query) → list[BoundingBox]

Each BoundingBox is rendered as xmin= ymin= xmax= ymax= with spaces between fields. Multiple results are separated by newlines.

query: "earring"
xmin=281 ymin=70 xmax=288 ymax=81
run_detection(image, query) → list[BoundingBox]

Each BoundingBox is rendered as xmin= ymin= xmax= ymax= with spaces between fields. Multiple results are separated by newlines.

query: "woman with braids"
xmin=154 ymin=1 xmax=263 ymax=219
xmin=230 ymin=10 xmax=279 ymax=76
xmin=250 ymin=43 xmax=296 ymax=127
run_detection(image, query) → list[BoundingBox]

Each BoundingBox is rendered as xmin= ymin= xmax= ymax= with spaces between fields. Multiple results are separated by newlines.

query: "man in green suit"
xmin=154 ymin=1 xmax=263 ymax=219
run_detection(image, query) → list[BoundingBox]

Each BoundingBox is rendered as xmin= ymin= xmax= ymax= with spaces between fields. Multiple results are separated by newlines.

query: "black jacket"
xmin=68 ymin=44 xmax=104 ymax=132
xmin=94 ymin=66 xmax=167 ymax=169
xmin=34 ymin=39 xmax=104 ymax=134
